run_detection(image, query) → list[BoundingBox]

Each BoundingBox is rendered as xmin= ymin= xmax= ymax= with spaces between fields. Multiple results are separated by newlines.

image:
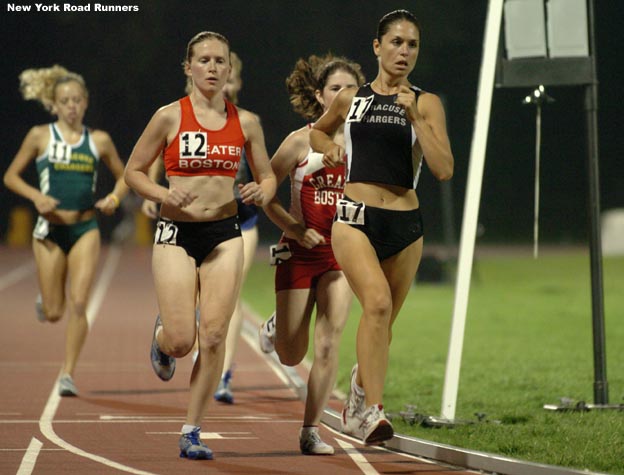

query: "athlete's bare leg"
xmin=381 ymin=238 xmax=423 ymax=339
xmin=187 ymin=237 xmax=244 ymax=426
xmin=63 ymin=228 xmax=101 ymax=376
xmin=152 ymin=245 xmax=198 ymax=358
xmin=32 ymin=238 xmax=67 ymax=322
xmin=303 ymin=270 xmax=352 ymax=426
xmin=331 ymin=221 xmax=391 ymax=406
xmin=221 ymin=226 xmax=258 ymax=373
xmin=274 ymin=288 xmax=315 ymax=366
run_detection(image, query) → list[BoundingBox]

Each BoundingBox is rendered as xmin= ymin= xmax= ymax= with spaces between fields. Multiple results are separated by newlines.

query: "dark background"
xmin=1 ymin=1 xmax=621 ymax=245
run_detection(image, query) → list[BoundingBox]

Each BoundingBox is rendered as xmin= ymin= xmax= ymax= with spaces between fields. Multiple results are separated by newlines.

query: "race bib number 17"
xmin=335 ymin=199 xmax=365 ymax=225
xmin=346 ymin=95 xmax=374 ymax=123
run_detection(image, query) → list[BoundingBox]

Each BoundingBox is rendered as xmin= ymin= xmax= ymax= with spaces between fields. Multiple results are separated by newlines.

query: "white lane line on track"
xmin=85 ymin=244 xmax=122 ymax=328
xmin=0 ymin=261 xmax=35 ymax=292
xmin=16 ymin=437 xmax=42 ymax=475
xmin=37 ymin=246 xmax=158 ymax=475
xmin=335 ymin=439 xmax=380 ymax=475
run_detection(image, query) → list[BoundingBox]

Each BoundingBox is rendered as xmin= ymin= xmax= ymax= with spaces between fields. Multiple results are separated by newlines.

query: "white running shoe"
xmin=258 ymin=312 xmax=276 ymax=353
xmin=341 ymin=364 xmax=366 ymax=437
xmin=299 ymin=427 xmax=334 ymax=455
xmin=58 ymin=374 xmax=78 ymax=397
xmin=360 ymin=404 xmax=394 ymax=445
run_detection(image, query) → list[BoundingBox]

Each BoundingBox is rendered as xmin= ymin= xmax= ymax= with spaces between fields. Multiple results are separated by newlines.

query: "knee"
xmin=68 ymin=294 xmax=88 ymax=318
xmin=362 ymin=292 xmax=392 ymax=323
xmin=197 ymin=324 xmax=227 ymax=355
xmin=168 ymin=339 xmax=195 ymax=358
xmin=46 ymin=310 xmax=64 ymax=323
xmin=275 ymin=340 xmax=305 ymax=367
xmin=44 ymin=302 xmax=64 ymax=323
xmin=277 ymin=353 xmax=303 ymax=367
xmin=314 ymin=335 xmax=337 ymax=366
xmin=314 ymin=324 xmax=342 ymax=364
xmin=164 ymin=330 xmax=195 ymax=358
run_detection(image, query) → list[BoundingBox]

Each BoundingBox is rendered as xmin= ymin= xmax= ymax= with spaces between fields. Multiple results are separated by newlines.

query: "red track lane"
xmin=0 ymin=245 xmax=475 ymax=475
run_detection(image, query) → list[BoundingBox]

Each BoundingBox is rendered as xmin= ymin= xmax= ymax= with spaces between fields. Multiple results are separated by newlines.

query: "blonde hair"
xmin=19 ymin=65 xmax=88 ymax=113
xmin=286 ymin=53 xmax=365 ymax=121
xmin=185 ymin=31 xmax=230 ymax=65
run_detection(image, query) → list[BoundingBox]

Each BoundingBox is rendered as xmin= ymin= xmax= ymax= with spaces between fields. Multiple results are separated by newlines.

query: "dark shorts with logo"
xmin=154 ymin=216 xmax=241 ymax=266
xmin=337 ymin=195 xmax=423 ymax=261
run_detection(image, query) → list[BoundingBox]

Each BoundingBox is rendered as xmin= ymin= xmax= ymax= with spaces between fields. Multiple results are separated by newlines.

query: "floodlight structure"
xmin=440 ymin=0 xmax=610 ymax=422
xmin=522 ymin=84 xmax=554 ymax=259
xmin=499 ymin=0 xmax=609 ymax=410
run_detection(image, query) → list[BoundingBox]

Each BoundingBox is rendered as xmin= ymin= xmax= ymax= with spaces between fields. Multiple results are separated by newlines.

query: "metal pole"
xmin=585 ymin=0 xmax=608 ymax=405
xmin=533 ymin=102 xmax=541 ymax=259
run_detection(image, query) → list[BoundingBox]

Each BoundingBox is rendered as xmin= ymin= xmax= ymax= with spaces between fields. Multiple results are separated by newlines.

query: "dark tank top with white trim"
xmin=343 ymin=83 xmax=422 ymax=189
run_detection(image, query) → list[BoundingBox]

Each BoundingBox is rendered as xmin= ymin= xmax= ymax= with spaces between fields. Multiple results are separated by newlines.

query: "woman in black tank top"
xmin=310 ymin=9 xmax=454 ymax=446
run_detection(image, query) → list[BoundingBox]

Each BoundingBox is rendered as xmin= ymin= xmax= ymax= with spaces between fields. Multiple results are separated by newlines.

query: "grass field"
xmin=242 ymin=246 xmax=624 ymax=474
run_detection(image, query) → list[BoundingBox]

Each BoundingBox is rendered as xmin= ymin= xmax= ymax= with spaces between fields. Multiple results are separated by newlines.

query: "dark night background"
xmin=1 ymin=1 xmax=621 ymax=246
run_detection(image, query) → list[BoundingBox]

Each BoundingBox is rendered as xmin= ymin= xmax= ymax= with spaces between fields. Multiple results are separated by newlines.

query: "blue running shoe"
xmin=150 ymin=315 xmax=175 ymax=381
xmin=214 ymin=369 xmax=234 ymax=404
xmin=179 ymin=428 xmax=213 ymax=460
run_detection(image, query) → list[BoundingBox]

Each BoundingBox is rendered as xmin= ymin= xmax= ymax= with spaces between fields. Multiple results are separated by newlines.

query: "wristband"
xmin=107 ymin=193 xmax=120 ymax=208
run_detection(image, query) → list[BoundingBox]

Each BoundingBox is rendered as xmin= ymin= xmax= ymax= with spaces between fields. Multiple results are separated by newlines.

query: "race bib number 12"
xmin=154 ymin=220 xmax=178 ymax=245
xmin=179 ymin=131 xmax=208 ymax=158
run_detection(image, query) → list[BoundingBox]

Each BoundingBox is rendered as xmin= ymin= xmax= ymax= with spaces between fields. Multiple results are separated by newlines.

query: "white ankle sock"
xmin=181 ymin=424 xmax=199 ymax=434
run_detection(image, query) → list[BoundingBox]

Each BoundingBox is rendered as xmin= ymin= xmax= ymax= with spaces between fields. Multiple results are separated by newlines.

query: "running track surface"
xmin=0 ymin=245 xmax=476 ymax=475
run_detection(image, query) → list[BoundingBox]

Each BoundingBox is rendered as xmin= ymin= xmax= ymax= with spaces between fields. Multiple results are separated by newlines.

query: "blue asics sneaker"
xmin=150 ymin=315 xmax=175 ymax=381
xmin=214 ymin=369 xmax=234 ymax=404
xmin=179 ymin=428 xmax=213 ymax=460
